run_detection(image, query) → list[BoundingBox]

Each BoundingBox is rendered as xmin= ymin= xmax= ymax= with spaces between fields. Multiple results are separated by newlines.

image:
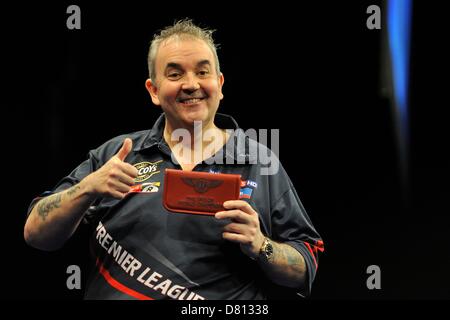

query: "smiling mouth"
xmin=177 ymin=98 xmax=205 ymax=105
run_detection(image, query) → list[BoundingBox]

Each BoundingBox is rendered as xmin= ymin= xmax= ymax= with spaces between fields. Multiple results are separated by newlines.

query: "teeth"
xmin=181 ymin=98 xmax=202 ymax=104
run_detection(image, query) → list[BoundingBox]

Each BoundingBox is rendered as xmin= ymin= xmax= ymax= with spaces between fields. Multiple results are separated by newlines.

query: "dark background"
xmin=2 ymin=1 xmax=449 ymax=299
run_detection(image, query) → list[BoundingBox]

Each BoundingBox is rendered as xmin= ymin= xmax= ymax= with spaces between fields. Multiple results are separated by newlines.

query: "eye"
xmin=167 ymin=72 xmax=182 ymax=80
xmin=198 ymin=70 xmax=210 ymax=77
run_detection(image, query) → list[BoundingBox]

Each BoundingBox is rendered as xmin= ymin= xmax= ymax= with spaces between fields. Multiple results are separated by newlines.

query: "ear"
xmin=145 ymin=79 xmax=161 ymax=106
xmin=218 ymin=73 xmax=225 ymax=100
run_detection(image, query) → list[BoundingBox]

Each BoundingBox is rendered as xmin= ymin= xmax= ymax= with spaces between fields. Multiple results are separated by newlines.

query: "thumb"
xmin=116 ymin=138 xmax=132 ymax=161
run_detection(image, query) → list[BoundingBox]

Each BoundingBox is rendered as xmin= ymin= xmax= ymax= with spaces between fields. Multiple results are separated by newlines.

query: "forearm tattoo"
xmin=285 ymin=247 xmax=303 ymax=267
xmin=35 ymin=185 xmax=80 ymax=221
xmin=67 ymin=185 xmax=80 ymax=196
xmin=37 ymin=193 xmax=62 ymax=221
xmin=273 ymin=242 xmax=305 ymax=278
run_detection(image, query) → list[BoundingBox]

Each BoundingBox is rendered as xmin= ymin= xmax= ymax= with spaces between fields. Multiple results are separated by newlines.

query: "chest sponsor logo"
xmin=129 ymin=182 xmax=160 ymax=193
xmin=134 ymin=160 xmax=163 ymax=183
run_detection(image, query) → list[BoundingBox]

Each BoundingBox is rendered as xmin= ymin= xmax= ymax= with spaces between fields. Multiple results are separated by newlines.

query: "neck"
xmin=163 ymin=119 xmax=229 ymax=168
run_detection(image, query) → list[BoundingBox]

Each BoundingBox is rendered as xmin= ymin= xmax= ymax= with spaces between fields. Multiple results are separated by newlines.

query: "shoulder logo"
xmin=239 ymin=187 xmax=253 ymax=199
xmin=181 ymin=178 xmax=223 ymax=194
xmin=134 ymin=160 xmax=163 ymax=183
xmin=240 ymin=180 xmax=258 ymax=188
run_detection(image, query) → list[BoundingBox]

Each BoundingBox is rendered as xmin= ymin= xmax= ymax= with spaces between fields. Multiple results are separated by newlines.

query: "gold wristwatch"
xmin=259 ymin=237 xmax=274 ymax=261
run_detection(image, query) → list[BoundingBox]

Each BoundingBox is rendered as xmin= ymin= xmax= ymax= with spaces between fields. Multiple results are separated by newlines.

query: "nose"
xmin=181 ymin=72 xmax=200 ymax=92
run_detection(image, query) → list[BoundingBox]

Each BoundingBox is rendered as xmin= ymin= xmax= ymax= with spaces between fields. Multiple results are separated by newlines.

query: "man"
xmin=24 ymin=19 xmax=323 ymax=299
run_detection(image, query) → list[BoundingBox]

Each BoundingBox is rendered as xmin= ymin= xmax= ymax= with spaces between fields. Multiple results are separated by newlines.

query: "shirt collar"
xmin=134 ymin=112 xmax=257 ymax=162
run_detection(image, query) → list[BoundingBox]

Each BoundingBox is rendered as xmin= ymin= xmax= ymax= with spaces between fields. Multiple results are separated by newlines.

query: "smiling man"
xmin=147 ymin=37 xmax=224 ymax=129
xmin=24 ymin=19 xmax=323 ymax=300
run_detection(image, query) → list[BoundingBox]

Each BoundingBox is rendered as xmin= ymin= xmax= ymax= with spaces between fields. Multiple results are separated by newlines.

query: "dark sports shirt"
xmin=27 ymin=113 xmax=323 ymax=300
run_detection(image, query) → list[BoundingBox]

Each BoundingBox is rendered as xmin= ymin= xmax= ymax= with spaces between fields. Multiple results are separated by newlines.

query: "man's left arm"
xmin=215 ymin=200 xmax=307 ymax=288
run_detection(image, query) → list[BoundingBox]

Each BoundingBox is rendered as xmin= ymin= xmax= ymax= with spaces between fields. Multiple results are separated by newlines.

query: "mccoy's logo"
xmin=134 ymin=160 xmax=163 ymax=183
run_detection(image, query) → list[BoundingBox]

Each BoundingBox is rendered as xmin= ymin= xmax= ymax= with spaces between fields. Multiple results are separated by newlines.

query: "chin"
xmin=182 ymin=109 xmax=210 ymax=124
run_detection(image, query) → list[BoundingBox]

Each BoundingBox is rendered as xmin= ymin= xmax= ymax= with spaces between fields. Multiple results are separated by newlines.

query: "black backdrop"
xmin=2 ymin=0 xmax=449 ymax=300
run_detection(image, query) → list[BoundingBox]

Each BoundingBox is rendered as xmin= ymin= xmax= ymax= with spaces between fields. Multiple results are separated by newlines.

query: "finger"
xmin=108 ymin=180 xmax=132 ymax=194
xmin=215 ymin=210 xmax=252 ymax=223
xmin=222 ymin=232 xmax=251 ymax=245
xmin=116 ymin=172 xmax=136 ymax=186
xmin=112 ymin=191 xmax=127 ymax=199
xmin=121 ymin=162 xmax=139 ymax=178
xmin=116 ymin=138 xmax=133 ymax=161
xmin=223 ymin=223 xmax=246 ymax=235
xmin=223 ymin=200 xmax=257 ymax=216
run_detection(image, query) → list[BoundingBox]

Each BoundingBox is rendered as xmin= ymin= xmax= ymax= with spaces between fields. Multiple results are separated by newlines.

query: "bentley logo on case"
xmin=181 ymin=178 xmax=223 ymax=193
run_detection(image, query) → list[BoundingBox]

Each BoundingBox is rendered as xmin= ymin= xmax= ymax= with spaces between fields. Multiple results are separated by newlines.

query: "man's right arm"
xmin=24 ymin=138 xmax=138 ymax=251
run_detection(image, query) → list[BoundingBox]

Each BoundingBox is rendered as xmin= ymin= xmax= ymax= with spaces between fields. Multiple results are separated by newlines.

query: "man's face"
xmin=146 ymin=37 xmax=224 ymax=128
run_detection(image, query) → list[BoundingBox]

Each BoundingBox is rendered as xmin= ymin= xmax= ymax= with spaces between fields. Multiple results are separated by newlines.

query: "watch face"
xmin=264 ymin=240 xmax=273 ymax=259
xmin=267 ymin=243 xmax=273 ymax=255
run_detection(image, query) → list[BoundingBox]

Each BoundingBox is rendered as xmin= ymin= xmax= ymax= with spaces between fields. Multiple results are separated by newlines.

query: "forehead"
xmin=155 ymin=37 xmax=215 ymax=70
